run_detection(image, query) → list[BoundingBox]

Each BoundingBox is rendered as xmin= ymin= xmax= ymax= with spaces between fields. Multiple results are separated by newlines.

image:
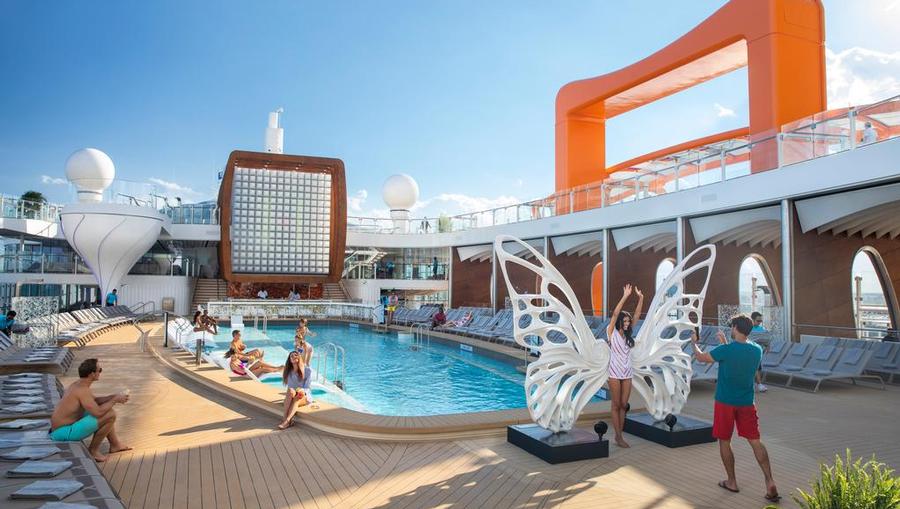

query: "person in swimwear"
xmin=49 ymin=358 xmax=131 ymax=462
xmin=229 ymin=329 xmax=264 ymax=361
xmin=192 ymin=311 xmax=215 ymax=334
xmin=605 ymin=283 xmax=643 ymax=449
xmin=225 ymin=348 xmax=280 ymax=377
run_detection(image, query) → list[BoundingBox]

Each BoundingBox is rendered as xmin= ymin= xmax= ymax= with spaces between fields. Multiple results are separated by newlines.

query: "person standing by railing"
xmin=105 ymin=289 xmax=117 ymax=307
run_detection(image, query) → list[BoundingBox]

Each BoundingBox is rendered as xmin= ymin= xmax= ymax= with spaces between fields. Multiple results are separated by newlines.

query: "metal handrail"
xmin=410 ymin=323 xmax=430 ymax=351
xmin=314 ymin=342 xmax=346 ymax=390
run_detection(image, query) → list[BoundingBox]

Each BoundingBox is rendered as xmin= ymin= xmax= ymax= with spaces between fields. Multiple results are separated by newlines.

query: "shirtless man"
xmin=50 ymin=358 xmax=131 ymax=462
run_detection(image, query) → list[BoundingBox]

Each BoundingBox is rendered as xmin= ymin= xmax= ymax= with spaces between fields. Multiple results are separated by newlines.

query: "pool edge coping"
xmin=148 ymin=321 xmax=622 ymax=442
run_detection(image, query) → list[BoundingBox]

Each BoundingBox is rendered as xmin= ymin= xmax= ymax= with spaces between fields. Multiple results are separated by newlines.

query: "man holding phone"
xmin=691 ymin=315 xmax=780 ymax=503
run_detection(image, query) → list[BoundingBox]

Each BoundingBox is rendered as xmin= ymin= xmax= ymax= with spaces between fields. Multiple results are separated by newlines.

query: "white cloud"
xmin=826 ymin=46 xmax=900 ymax=108
xmin=347 ymin=189 xmax=369 ymax=213
xmin=713 ymin=103 xmax=735 ymax=118
xmin=421 ymin=193 xmax=522 ymax=216
xmin=40 ymin=175 xmax=67 ymax=186
xmin=886 ymin=1 xmax=898 ymax=12
xmin=147 ymin=177 xmax=209 ymax=203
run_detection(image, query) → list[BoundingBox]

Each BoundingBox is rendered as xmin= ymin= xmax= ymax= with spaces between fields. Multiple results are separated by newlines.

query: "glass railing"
xmin=0 ymin=253 xmax=199 ymax=277
xmin=164 ymin=203 xmax=219 ymax=225
xmin=347 ymin=94 xmax=899 ymax=234
xmin=0 ymin=196 xmax=62 ymax=222
xmin=343 ymin=262 xmax=449 ymax=280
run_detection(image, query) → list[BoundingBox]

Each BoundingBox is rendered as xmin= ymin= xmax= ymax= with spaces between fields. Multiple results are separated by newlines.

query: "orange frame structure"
xmin=555 ymin=0 xmax=826 ymax=191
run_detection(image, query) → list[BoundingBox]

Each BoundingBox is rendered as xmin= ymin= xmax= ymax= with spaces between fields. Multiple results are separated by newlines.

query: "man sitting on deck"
xmin=50 ymin=358 xmax=132 ymax=462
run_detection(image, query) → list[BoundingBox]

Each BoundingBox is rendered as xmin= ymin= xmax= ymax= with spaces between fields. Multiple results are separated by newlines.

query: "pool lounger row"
xmin=761 ymin=342 xmax=886 ymax=392
xmin=27 ymin=306 xmax=138 ymax=348
xmin=0 ymin=334 xmax=74 ymax=376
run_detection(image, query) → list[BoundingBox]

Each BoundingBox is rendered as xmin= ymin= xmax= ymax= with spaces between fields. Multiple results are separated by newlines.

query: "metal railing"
xmin=314 ymin=342 xmax=346 ymax=389
xmin=0 ymin=253 xmax=199 ymax=277
xmin=0 ymin=196 xmax=62 ymax=222
xmin=347 ymin=94 xmax=899 ymax=235
xmin=410 ymin=323 xmax=430 ymax=351
xmin=206 ymin=300 xmax=377 ymax=323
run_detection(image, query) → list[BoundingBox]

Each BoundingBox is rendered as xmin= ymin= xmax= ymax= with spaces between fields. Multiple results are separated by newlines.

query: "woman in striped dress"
xmin=606 ymin=284 xmax=643 ymax=448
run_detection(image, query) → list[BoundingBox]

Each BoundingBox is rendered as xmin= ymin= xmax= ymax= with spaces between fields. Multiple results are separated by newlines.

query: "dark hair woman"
xmin=605 ymin=283 xmax=644 ymax=449
xmin=278 ymin=351 xmax=309 ymax=430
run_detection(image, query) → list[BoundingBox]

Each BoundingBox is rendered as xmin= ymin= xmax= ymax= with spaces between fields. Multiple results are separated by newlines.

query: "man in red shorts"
xmin=692 ymin=314 xmax=780 ymax=503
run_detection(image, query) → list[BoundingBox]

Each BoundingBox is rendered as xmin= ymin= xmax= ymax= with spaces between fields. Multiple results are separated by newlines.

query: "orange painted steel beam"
xmin=606 ymin=127 xmax=749 ymax=175
xmin=555 ymin=0 xmax=826 ymax=191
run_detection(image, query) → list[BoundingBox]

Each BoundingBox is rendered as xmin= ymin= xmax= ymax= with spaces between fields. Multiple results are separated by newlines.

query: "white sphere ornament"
xmin=382 ymin=174 xmax=419 ymax=210
xmin=65 ymin=148 xmax=116 ymax=203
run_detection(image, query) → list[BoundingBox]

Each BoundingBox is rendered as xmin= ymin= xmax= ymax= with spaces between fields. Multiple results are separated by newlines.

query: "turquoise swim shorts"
xmin=49 ymin=414 xmax=98 ymax=441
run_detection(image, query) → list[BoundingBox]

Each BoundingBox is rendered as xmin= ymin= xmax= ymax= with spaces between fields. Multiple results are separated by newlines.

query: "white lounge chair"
xmin=230 ymin=315 xmax=245 ymax=331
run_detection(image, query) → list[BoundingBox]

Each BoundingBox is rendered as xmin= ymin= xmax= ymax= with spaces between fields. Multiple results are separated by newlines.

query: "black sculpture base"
xmin=624 ymin=413 xmax=715 ymax=448
xmin=507 ymin=424 xmax=609 ymax=464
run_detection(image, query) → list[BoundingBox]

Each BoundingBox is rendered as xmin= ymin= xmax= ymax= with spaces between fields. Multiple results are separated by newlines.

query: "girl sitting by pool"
xmin=229 ymin=330 xmax=264 ymax=362
xmin=294 ymin=330 xmax=314 ymax=366
xmin=277 ymin=351 xmax=311 ymax=430
xmin=192 ymin=311 xmax=215 ymax=334
xmin=225 ymin=347 xmax=280 ymax=378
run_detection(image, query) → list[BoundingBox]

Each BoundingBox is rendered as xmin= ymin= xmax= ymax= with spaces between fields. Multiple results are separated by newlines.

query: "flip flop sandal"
xmin=765 ymin=492 xmax=782 ymax=502
xmin=718 ymin=481 xmax=740 ymax=493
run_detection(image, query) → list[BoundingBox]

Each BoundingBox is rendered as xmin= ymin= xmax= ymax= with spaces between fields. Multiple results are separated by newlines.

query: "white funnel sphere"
xmin=382 ymin=174 xmax=419 ymax=210
xmin=65 ymin=148 xmax=115 ymax=203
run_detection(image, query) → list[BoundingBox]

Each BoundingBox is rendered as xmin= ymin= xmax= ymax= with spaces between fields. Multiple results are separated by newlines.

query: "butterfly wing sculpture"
xmin=495 ymin=235 xmax=610 ymax=433
xmin=630 ymin=244 xmax=716 ymax=421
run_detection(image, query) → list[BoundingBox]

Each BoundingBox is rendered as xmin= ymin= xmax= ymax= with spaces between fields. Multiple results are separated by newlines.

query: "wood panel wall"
xmin=606 ymin=236 xmax=674 ymax=320
xmin=450 ymin=253 xmax=492 ymax=308
xmin=547 ymin=247 xmax=602 ymax=315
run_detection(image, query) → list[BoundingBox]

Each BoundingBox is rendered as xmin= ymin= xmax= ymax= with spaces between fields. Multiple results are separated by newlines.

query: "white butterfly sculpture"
xmin=494 ymin=235 xmax=716 ymax=433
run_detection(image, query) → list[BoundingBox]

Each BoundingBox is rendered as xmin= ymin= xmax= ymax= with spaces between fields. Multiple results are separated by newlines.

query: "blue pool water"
xmin=208 ymin=323 xmax=537 ymax=416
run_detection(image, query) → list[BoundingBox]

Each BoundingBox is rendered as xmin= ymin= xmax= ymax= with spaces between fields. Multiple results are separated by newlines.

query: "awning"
xmin=550 ymin=232 xmax=603 ymax=257
xmin=690 ymin=206 xmax=782 ymax=249
xmin=795 ymin=182 xmax=900 ymax=238
xmin=457 ymin=238 xmax=544 ymax=263
xmin=612 ymin=222 xmax=676 ymax=252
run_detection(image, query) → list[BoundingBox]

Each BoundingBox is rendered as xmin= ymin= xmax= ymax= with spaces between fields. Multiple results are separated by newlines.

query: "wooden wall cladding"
xmin=606 ymin=235 xmax=674 ymax=320
xmin=547 ymin=247 xmax=602 ymax=315
xmin=684 ymin=225 xmax=783 ymax=322
xmin=793 ymin=213 xmax=900 ymax=338
xmin=218 ymin=150 xmax=347 ymax=284
xmin=450 ymin=253 xmax=492 ymax=308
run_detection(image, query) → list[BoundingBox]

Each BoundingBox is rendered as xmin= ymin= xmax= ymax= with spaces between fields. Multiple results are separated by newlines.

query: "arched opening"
xmin=851 ymin=247 xmax=898 ymax=340
xmin=739 ymin=254 xmax=780 ymax=310
xmin=655 ymin=258 xmax=675 ymax=290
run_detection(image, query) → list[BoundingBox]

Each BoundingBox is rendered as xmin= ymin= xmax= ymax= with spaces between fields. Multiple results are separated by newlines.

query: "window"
xmin=851 ymin=248 xmax=894 ymax=340
xmin=655 ymin=259 xmax=675 ymax=290
xmin=738 ymin=255 xmax=774 ymax=310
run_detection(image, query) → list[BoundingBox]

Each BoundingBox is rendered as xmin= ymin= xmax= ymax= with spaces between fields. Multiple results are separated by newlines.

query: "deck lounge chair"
xmin=865 ymin=342 xmax=899 ymax=384
xmin=762 ymin=342 xmax=814 ymax=384
xmin=0 ymin=334 xmax=74 ymax=375
xmin=771 ymin=345 xmax=841 ymax=386
xmin=788 ymin=348 xmax=884 ymax=392
xmin=230 ymin=315 xmax=245 ymax=330
xmin=759 ymin=340 xmax=789 ymax=370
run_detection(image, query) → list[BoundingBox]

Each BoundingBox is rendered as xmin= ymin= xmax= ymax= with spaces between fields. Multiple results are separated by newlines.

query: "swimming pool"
xmin=207 ymin=323 xmax=541 ymax=416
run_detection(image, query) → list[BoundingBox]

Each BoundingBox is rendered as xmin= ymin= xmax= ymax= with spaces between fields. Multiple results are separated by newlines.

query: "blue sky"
xmin=1 ymin=0 xmax=897 ymax=218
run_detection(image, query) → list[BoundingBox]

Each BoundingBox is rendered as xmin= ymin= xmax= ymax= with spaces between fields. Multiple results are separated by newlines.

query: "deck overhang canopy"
xmin=690 ymin=206 xmax=782 ymax=249
xmin=612 ymin=222 xmax=676 ymax=253
xmin=457 ymin=238 xmax=544 ymax=263
xmin=796 ymin=182 xmax=900 ymax=239
xmin=550 ymin=232 xmax=603 ymax=257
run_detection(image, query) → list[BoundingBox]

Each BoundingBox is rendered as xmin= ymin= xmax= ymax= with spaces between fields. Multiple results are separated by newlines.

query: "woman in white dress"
xmin=605 ymin=284 xmax=643 ymax=448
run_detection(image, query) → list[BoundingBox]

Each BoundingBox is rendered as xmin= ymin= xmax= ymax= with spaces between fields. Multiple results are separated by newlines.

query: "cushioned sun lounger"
xmin=788 ymin=348 xmax=884 ymax=392
xmin=865 ymin=342 xmax=900 ymax=384
xmin=762 ymin=342 xmax=814 ymax=383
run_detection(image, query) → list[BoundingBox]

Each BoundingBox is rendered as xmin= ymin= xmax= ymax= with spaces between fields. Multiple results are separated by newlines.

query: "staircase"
xmin=192 ymin=279 xmax=228 ymax=312
xmin=322 ymin=282 xmax=350 ymax=302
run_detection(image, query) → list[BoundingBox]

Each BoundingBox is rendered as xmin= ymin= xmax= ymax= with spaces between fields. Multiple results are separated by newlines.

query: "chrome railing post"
xmin=848 ymin=109 xmax=857 ymax=150
xmin=600 ymin=183 xmax=607 ymax=207
xmin=776 ymin=133 xmax=784 ymax=168
xmin=720 ymin=151 xmax=727 ymax=182
xmin=674 ymin=165 xmax=681 ymax=192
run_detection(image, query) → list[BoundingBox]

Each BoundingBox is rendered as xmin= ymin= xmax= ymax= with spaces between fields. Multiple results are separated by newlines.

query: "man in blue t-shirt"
xmin=0 ymin=310 xmax=16 ymax=336
xmin=105 ymin=289 xmax=117 ymax=307
xmin=692 ymin=314 xmax=780 ymax=503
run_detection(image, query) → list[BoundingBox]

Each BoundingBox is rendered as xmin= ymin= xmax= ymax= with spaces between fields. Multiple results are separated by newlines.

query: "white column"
xmin=490 ymin=249 xmax=497 ymax=312
xmin=676 ymin=217 xmax=686 ymax=264
xmin=447 ymin=247 xmax=454 ymax=308
xmin=602 ymin=229 xmax=610 ymax=319
xmin=781 ymin=199 xmax=794 ymax=342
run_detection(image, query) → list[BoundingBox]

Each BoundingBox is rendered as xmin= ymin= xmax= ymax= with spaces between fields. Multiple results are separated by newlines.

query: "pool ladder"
xmin=253 ymin=311 xmax=268 ymax=333
xmin=315 ymin=342 xmax=346 ymax=390
xmin=410 ymin=323 xmax=430 ymax=351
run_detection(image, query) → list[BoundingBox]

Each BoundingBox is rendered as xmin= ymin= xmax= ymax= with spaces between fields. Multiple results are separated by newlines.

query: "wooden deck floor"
xmin=60 ymin=323 xmax=900 ymax=509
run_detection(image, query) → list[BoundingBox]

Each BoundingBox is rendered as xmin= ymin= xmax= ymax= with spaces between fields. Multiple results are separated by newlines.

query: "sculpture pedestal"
xmin=624 ymin=413 xmax=715 ymax=448
xmin=507 ymin=424 xmax=608 ymax=464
